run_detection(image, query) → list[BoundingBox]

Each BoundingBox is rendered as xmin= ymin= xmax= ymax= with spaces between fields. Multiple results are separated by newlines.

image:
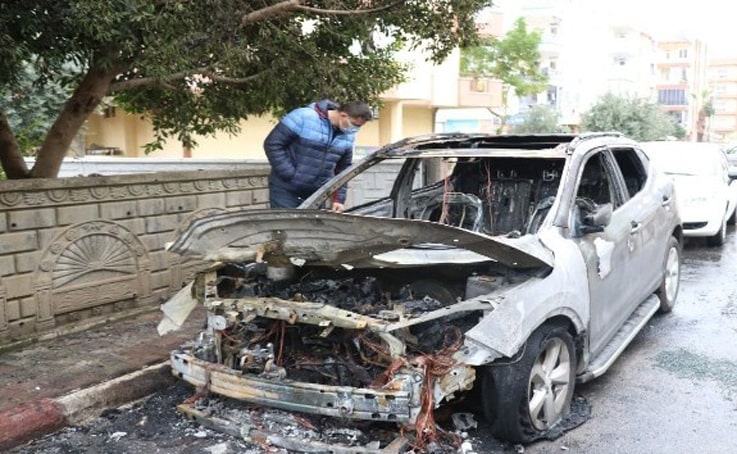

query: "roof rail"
xmin=568 ymin=131 xmax=624 ymax=150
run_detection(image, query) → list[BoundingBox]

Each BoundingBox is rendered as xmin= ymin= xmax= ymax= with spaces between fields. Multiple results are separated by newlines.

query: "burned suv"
xmin=163 ymin=133 xmax=682 ymax=447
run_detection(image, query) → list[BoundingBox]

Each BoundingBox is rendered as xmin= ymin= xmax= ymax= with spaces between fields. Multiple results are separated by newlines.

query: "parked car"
xmin=162 ymin=133 xmax=682 ymax=449
xmin=640 ymin=141 xmax=737 ymax=246
xmin=721 ymin=142 xmax=737 ymax=168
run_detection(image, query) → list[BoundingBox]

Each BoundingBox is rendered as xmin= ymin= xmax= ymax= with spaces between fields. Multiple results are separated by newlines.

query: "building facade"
xmin=655 ymin=39 xmax=708 ymax=139
xmin=707 ymin=58 xmax=737 ymax=142
xmin=516 ymin=0 xmax=566 ymax=115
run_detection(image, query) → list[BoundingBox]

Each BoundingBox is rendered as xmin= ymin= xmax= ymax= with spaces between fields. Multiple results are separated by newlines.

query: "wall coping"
xmin=0 ymin=168 xmax=269 ymax=193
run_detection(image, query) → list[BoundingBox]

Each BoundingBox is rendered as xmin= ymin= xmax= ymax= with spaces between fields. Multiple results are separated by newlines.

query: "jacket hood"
xmin=312 ymin=100 xmax=339 ymax=119
xmin=167 ymin=209 xmax=554 ymax=270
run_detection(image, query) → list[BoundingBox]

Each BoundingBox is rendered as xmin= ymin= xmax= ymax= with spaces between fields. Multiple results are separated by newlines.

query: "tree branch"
xmin=109 ymin=70 xmax=264 ymax=93
xmin=486 ymin=107 xmax=502 ymax=119
xmin=205 ymin=72 xmax=263 ymax=84
xmin=0 ymin=110 xmax=29 ymax=178
xmin=242 ymin=0 xmax=301 ymax=26
xmin=241 ymin=0 xmax=402 ymax=26
xmin=109 ymin=71 xmax=190 ymax=93
xmin=295 ymin=1 xmax=403 ymax=16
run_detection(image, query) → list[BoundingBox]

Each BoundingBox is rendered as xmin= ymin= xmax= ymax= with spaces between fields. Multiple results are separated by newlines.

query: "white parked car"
xmin=640 ymin=141 xmax=737 ymax=246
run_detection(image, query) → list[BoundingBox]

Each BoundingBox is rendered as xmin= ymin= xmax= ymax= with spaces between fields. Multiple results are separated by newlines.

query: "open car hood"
xmin=167 ymin=209 xmax=554 ymax=269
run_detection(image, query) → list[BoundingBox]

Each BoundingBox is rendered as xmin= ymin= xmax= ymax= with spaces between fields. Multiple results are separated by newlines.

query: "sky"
xmin=496 ymin=0 xmax=737 ymax=57
xmin=607 ymin=0 xmax=736 ymax=56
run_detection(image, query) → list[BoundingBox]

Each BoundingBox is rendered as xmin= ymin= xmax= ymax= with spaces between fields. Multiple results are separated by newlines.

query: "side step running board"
xmin=577 ymin=294 xmax=660 ymax=383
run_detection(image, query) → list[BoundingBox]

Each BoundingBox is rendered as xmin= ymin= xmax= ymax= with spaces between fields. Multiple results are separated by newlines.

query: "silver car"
xmin=163 ymin=133 xmax=682 ymax=448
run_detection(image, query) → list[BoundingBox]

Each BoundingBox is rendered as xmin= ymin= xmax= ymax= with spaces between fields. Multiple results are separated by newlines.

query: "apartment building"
xmin=435 ymin=8 xmax=506 ymax=133
xmin=516 ymin=1 xmax=565 ymax=115
xmin=654 ymin=39 xmax=708 ymax=139
xmin=707 ymin=58 xmax=737 ymax=142
xmin=605 ymin=25 xmax=657 ymax=101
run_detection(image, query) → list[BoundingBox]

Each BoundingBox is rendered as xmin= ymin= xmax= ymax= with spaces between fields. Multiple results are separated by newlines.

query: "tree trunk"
xmin=0 ymin=111 xmax=29 ymax=178
xmin=696 ymin=108 xmax=706 ymax=143
xmin=29 ymin=64 xmax=119 ymax=178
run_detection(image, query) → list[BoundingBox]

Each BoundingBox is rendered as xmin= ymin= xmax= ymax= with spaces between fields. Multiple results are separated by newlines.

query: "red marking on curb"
xmin=0 ymin=398 xmax=67 ymax=451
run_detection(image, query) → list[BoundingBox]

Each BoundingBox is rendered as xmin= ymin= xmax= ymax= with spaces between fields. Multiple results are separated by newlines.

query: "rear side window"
xmin=611 ymin=147 xmax=648 ymax=199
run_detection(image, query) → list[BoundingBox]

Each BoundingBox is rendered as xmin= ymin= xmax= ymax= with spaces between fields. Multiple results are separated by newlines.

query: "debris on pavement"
xmin=451 ymin=413 xmax=478 ymax=431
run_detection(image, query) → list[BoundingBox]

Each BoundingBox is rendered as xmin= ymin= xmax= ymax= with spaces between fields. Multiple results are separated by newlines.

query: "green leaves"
xmin=460 ymin=17 xmax=548 ymax=96
xmin=512 ymin=105 xmax=564 ymax=134
xmin=460 ymin=17 xmax=548 ymax=131
xmin=1 ymin=0 xmax=491 ymax=176
xmin=0 ymin=60 xmax=73 ymax=154
xmin=581 ymin=93 xmax=677 ymax=141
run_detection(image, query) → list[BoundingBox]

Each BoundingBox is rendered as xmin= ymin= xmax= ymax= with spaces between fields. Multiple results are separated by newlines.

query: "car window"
xmin=576 ymin=153 xmax=615 ymax=207
xmin=347 ymin=155 xmax=567 ymax=236
xmin=611 ymin=147 xmax=648 ymax=199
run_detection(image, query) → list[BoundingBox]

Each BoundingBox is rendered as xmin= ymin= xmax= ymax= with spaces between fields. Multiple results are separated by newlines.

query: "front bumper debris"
xmin=171 ymin=350 xmax=422 ymax=423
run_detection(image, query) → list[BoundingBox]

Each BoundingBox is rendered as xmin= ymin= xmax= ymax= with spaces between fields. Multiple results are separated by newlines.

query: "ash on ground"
xmin=9 ymin=383 xmax=591 ymax=454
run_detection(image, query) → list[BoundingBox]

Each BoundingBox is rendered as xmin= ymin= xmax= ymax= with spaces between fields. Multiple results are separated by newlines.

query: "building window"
xmin=470 ymin=78 xmax=487 ymax=92
xmin=549 ymin=59 xmax=557 ymax=71
xmin=550 ymin=23 xmax=558 ymax=35
xmin=717 ymin=69 xmax=728 ymax=79
xmin=678 ymin=49 xmax=688 ymax=58
xmin=714 ymin=85 xmax=726 ymax=95
xmin=658 ymin=89 xmax=687 ymax=105
xmin=614 ymin=57 xmax=626 ymax=66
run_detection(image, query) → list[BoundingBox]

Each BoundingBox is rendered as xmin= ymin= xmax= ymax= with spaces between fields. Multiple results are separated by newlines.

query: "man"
xmin=263 ymin=100 xmax=373 ymax=211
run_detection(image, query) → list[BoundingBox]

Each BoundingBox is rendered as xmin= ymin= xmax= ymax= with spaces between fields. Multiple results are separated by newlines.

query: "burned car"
xmin=163 ymin=133 xmax=682 ymax=447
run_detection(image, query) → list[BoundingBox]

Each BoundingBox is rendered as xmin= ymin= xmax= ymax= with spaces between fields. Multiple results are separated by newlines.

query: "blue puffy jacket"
xmin=263 ymin=100 xmax=355 ymax=203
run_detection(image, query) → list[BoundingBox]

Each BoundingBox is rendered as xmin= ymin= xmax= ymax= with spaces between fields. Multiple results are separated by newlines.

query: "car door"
xmin=717 ymin=150 xmax=737 ymax=220
xmin=610 ymin=146 xmax=672 ymax=300
xmin=572 ymin=148 xmax=642 ymax=356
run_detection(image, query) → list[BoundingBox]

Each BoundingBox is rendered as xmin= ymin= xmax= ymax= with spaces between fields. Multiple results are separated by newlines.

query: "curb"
xmin=0 ymin=361 xmax=174 ymax=451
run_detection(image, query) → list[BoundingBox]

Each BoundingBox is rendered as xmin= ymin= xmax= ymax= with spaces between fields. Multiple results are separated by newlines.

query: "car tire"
xmin=656 ymin=236 xmax=681 ymax=313
xmin=482 ymin=321 xmax=576 ymax=444
xmin=728 ymin=208 xmax=737 ymax=226
xmin=706 ymin=216 xmax=727 ymax=247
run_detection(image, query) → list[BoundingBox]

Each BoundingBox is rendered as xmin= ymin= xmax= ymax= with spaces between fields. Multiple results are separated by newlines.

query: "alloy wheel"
xmin=527 ymin=337 xmax=573 ymax=431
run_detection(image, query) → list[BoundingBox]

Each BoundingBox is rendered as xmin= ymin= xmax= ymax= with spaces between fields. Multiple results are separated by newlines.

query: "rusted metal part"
xmin=177 ymin=402 xmax=410 ymax=454
xmin=206 ymin=297 xmax=410 ymax=357
xmin=171 ymin=351 xmax=423 ymax=423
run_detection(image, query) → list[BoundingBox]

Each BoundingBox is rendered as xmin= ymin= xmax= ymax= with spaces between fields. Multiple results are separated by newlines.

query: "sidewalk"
xmin=0 ymin=305 xmax=206 ymax=451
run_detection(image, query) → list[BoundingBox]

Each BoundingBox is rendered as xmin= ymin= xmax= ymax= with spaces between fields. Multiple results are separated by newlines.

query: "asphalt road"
xmin=11 ymin=232 xmax=737 ymax=454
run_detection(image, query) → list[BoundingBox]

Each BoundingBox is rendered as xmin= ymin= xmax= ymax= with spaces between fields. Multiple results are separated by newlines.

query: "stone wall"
xmin=0 ymin=168 xmax=270 ymax=345
xmin=0 ymin=160 xmax=406 ymax=346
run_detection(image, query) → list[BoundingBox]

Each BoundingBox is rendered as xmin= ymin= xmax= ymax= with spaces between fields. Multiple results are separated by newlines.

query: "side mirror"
xmin=578 ymin=201 xmax=613 ymax=235
xmin=729 ymin=166 xmax=737 ymax=181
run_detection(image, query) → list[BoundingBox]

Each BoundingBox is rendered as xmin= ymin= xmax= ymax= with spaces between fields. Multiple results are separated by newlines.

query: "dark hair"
xmin=338 ymin=102 xmax=373 ymax=122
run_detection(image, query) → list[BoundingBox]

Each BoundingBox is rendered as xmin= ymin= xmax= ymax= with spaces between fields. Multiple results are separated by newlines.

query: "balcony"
xmin=538 ymin=36 xmax=561 ymax=57
xmin=457 ymin=77 xmax=503 ymax=109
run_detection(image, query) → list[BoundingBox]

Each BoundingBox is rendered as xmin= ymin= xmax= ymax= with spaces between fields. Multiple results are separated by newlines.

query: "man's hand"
xmin=331 ymin=202 xmax=345 ymax=212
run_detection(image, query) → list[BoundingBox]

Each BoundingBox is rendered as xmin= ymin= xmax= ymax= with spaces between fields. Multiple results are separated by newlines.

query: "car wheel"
xmin=706 ymin=216 xmax=727 ymax=247
xmin=482 ymin=321 xmax=576 ymax=443
xmin=656 ymin=236 xmax=681 ymax=313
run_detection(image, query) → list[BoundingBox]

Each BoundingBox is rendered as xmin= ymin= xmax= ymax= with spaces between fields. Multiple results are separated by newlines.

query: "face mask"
xmin=341 ymin=125 xmax=360 ymax=134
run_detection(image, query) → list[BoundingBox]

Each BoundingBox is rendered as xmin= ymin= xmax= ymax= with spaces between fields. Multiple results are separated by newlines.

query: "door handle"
xmin=661 ymin=195 xmax=672 ymax=207
xmin=630 ymin=220 xmax=642 ymax=234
